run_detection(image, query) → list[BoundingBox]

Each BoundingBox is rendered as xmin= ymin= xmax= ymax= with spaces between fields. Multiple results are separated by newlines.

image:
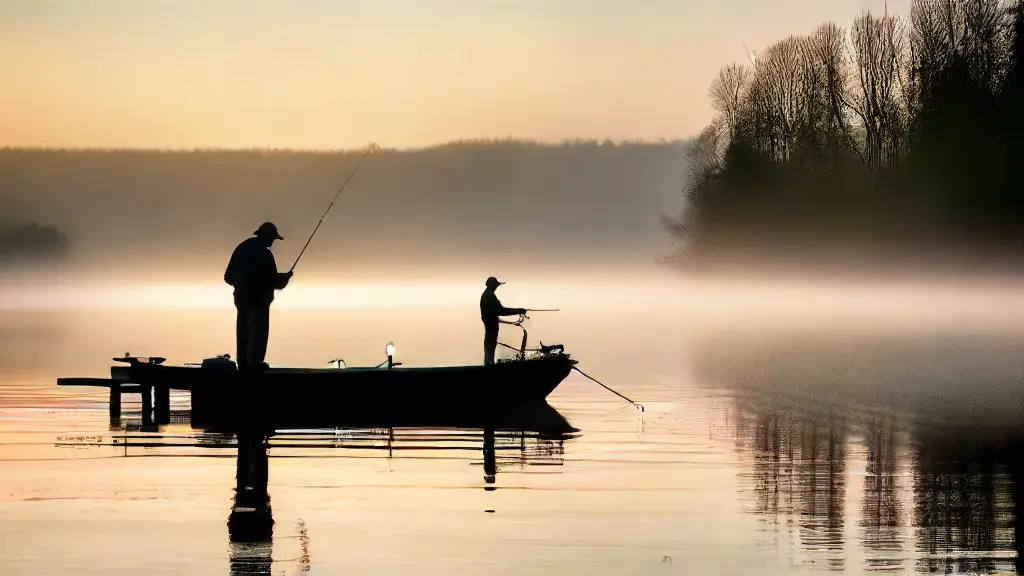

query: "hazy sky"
xmin=1 ymin=0 xmax=908 ymax=150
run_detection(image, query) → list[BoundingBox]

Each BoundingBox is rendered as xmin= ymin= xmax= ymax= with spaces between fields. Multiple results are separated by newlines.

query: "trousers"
xmin=236 ymin=303 xmax=270 ymax=369
xmin=483 ymin=325 xmax=498 ymax=365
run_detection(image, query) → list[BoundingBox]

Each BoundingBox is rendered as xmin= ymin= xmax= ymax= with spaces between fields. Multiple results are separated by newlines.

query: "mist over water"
xmin=2 ymin=267 xmax=1024 ymax=574
xmin=3 ymin=269 xmax=1021 ymax=421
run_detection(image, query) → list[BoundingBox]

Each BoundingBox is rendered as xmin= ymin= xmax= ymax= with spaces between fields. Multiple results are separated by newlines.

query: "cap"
xmin=254 ymin=222 xmax=284 ymax=240
xmin=485 ymin=276 xmax=504 ymax=288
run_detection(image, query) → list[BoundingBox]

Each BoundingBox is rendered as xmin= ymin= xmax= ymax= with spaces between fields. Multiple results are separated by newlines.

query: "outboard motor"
xmin=201 ymin=354 xmax=237 ymax=372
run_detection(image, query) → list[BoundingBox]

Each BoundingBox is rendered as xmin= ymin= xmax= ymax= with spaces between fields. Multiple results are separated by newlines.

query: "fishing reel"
xmin=496 ymin=308 xmax=562 ymax=361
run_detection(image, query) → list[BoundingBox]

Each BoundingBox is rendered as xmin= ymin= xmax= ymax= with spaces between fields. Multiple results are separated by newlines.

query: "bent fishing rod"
xmin=289 ymin=143 xmax=379 ymax=273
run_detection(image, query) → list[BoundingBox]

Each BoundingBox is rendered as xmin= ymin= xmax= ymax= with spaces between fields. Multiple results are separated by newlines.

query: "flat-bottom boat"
xmin=161 ymin=352 xmax=574 ymax=425
xmin=57 ymin=312 xmax=578 ymax=428
xmin=58 ymin=336 xmax=577 ymax=428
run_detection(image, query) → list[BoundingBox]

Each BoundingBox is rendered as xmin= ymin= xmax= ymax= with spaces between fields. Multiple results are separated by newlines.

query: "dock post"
xmin=155 ymin=385 xmax=170 ymax=425
xmin=108 ymin=383 xmax=122 ymax=422
xmin=141 ymin=385 xmax=153 ymax=426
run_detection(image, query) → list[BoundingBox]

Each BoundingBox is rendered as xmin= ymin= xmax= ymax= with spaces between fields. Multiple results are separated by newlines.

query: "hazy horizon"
xmin=0 ymin=143 xmax=687 ymax=279
xmin=0 ymin=136 xmax=686 ymax=153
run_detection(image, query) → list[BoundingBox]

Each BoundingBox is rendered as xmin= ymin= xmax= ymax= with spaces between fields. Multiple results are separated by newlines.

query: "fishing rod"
xmin=289 ymin=143 xmax=378 ymax=273
xmin=494 ymin=308 xmax=639 ymax=411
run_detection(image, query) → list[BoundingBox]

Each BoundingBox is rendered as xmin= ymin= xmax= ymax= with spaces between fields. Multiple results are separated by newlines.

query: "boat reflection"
xmin=98 ymin=401 xmax=577 ymax=573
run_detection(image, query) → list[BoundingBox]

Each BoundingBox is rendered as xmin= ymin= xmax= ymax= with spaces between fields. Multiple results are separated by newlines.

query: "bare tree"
xmin=741 ymin=36 xmax=815 ymax=163
xmin=799 ymin=23 xmax=862 ymax=165
xmin=850 ymin=11 xmax=907 ymax=170
xmin=709 ymin=64 xmax=750 ymax=140
xmin=909 ymin=0 xmax=1010 ymax=97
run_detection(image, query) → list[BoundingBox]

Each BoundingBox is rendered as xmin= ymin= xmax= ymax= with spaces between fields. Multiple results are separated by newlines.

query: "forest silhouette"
xmin=664 ymin=0 xmax=1024 ymax=273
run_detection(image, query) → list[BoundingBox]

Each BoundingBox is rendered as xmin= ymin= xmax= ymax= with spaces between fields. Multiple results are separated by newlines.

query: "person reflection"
xmin=228 ymin=433 xmax=274 ymax=575
xmin=483 ymin=427 xmax=497 ymax=490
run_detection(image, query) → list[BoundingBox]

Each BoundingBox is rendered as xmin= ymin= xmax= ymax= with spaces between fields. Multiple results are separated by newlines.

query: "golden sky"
xmin=0 ymin=0 xmax=907 ymax=150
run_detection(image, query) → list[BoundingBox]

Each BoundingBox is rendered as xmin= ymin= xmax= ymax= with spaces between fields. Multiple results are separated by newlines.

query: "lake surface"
xmin=2 ymin=280 xmax=1024 ymax=575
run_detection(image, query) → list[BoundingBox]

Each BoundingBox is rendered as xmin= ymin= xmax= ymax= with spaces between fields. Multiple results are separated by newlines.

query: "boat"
xmin=57 ymin=326 xmax=578 ymax=427
xmin=147 ymin=351 xmax=574 ymax=424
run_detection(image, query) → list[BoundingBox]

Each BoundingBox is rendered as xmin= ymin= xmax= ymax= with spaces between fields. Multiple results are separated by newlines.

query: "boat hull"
xmin=123 ymin=354 xmax=576 ymax=428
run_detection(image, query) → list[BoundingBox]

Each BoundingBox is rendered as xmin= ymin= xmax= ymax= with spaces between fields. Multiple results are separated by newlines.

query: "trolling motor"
xmin=539 ymin=342 xmax=565 ymax=354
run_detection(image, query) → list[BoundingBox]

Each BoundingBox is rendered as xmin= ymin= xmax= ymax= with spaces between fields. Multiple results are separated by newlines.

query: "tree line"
xmin=0 ymin=222 xmax=69 ymax=261
xmin=0 ymin=140 xmax=682 ymax=273
xmin=665 ymin=0 xmax=1024 ymax=268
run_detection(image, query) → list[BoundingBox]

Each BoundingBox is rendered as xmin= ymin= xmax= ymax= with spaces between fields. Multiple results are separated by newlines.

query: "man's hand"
xmin=277 ymin=270 xmax=294 ymax=289
xmin=515 ymin=308 xmax=527 ymax=315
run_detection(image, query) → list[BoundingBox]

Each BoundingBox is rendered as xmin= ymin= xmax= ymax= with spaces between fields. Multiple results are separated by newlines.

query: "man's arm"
xmin=274 ymin=270 xmax=292 ymax=290
xmin=267 ymin=251 xmax=293 ymax=290
xmin=224 ymin=247 xmax=238 ymax=286
xmin=495 ymin=297 xmax=526 ymax=317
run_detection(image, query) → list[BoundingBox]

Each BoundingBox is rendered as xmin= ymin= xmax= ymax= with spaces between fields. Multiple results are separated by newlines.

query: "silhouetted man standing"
xmin=480 ymin=277 xmax=526 ymax=365
xmin=224 ymin=222 xmax=293 ymax=371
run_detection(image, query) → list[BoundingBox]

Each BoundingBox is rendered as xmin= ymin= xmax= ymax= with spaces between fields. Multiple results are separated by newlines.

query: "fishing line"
xmin=572 ymin=367 xmax=644 ymax=412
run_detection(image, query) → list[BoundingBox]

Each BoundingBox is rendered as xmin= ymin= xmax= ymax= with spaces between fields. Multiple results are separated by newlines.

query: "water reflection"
xmin=731 ymin=394 xmax=1023 ymax=573
xmin=911 ymin=428 xmax=1017 ymax=574
xmin=860 ymin=418 xmax=905 ymax=571
xmin=228 ymin=434 xmax=274 ymax=575
xmin=87 ymin=403 xmax=577 ymax=572
xmin=735 ymin=403 xmax=847 ymax=570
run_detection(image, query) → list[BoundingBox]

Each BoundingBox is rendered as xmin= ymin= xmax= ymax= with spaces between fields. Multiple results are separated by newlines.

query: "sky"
xmin=0 ymin=0 xmax=909 ymax=150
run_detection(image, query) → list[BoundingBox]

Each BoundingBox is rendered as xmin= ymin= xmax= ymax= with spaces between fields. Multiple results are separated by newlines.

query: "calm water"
xmin=2 ymin=284 xmax=1024 ymax=575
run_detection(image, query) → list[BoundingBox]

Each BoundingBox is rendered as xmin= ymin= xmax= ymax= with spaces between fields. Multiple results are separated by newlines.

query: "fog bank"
xmin=0 ymin=141 xmax=686 ymax=281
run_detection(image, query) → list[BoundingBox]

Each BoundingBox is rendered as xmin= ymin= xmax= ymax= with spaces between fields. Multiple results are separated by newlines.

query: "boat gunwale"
xmin=135 ymin=354 xmax=573 ymax=376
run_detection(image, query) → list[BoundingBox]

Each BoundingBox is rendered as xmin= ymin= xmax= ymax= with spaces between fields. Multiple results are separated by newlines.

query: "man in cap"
xmin=479 ymin=277 xmax=526 ymax=365
xmin=224 ymin=222 xmax=294 ymax=371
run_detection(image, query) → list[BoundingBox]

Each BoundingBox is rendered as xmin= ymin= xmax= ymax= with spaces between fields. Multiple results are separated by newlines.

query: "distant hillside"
xmin=0 ymin=140 xmax=686 ymax=279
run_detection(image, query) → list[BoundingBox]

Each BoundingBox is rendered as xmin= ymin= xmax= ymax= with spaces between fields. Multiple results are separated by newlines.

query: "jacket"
xmin=224 ymin=237 xmax=289 ymax=306
xmin=480 ymin=288 xmax=525 ymax=331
